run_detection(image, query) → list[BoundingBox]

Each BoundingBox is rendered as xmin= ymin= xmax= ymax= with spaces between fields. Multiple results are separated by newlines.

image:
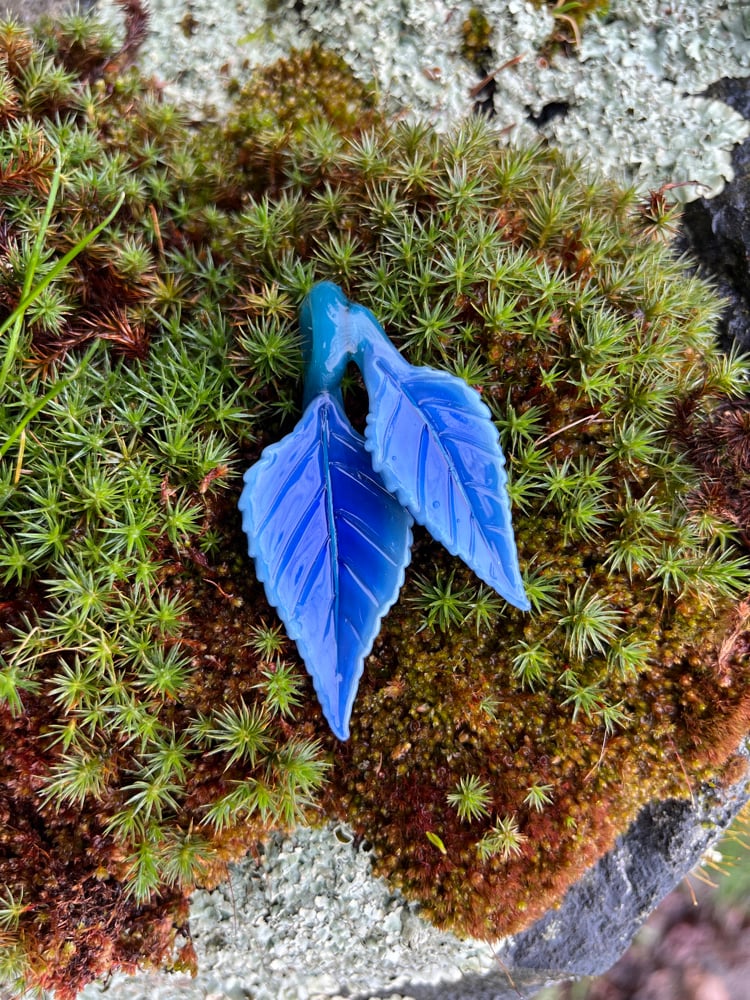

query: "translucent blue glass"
xmin=239 ymin=281 xmax=529 ymax=739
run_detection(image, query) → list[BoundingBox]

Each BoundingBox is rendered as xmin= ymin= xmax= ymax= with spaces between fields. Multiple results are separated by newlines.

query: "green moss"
xmin=0 ymin=9 xmax=749 ymax=995
xmin=223 ymin=43 xmax=383 ymax=193
xmin=533 ymin=0 xmax=611 ymax=56
xmin=461 ymin=8 xmax=494 ymax=72
xmin=463 ymin=2 xmax=611 ymax=68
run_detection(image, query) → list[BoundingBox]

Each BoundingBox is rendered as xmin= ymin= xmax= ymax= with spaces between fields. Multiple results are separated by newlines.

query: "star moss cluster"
xmin=0 ymin=8 xmax=749 ymax=996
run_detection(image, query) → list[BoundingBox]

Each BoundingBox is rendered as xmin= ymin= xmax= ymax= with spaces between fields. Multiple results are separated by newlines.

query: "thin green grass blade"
xmin=0 ymin=340 xmax=101 ymax=462
xmin=0 ymin=191 xmax=125 ymax=393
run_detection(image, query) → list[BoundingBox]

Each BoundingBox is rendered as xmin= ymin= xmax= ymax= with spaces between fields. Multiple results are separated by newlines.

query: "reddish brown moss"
xmin=321 ymin=543 xmax=750 ymax=937
xmin=0 ymin=692 xmax=191 ymax=1000
xmin=0 ymin=499 xmax=329 ymax=996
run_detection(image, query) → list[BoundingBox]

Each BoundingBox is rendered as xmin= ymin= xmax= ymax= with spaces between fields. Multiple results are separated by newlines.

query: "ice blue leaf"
xmin=238 ymin=392 xmax=413 ymax=739
xmin=360 ymin=332 xmax=530 ymax=612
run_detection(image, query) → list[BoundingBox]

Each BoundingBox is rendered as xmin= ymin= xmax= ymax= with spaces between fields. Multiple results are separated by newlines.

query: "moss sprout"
xmin=447 ymin=775 xmax=493 ymax=823
xmin=477 ymin=814 xmax=527 ymax=862
xmin=0 ymin=8 xmax=749 ymax=996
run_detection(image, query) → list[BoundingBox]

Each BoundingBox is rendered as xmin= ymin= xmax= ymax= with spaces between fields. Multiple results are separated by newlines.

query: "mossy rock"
xmin=0 ymin=9 xmax=749 ymax=997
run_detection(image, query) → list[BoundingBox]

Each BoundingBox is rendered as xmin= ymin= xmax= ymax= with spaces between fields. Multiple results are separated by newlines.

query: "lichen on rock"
xmin=95 ymin=0 xmax=750 ymax=198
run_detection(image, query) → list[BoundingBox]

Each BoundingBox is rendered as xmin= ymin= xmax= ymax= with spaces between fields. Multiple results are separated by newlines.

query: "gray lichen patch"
xmin=80 ymin=824 xmax=499 ymax=1000
xmin=94 ymin=0 xmax=749 ymax=199
xmin=93 ymin=0 xmax=543 ymax=121
xmin=511 ymin=0 xmax=750 ymax=198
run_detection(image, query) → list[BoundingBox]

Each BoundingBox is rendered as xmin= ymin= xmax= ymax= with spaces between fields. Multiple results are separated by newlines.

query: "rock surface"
xmin=92 ymin=0 xmax=750 ymax=199
xmin=681 ymin=77 xmax=750 ymax=352
xmin=502 ymin=773 xmax=750 ymax=982
xmin=561 ymin=875 xmax=750 ymax=1000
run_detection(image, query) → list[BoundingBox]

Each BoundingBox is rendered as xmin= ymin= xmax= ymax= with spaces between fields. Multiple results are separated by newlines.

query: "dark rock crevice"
xmin=680 ymin=76 xmax=750 ymax=354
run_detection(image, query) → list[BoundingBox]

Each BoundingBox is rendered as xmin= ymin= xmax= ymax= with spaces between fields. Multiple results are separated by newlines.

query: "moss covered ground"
xmin=0 ymin=6 xmax=749 ymax=995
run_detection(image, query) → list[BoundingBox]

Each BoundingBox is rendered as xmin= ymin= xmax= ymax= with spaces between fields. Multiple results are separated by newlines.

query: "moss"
xmin=223 ymin=43 xmax=383 ymax=192
xmin=532 ymin=0 xmax=611 ymax=57
xmin=461 ymin=8 xmax=494 ymax=73
xmin=0 ymin=7 xmax=749 ymax=994
xmin=329 ymin=577 xmax=750 ymax=935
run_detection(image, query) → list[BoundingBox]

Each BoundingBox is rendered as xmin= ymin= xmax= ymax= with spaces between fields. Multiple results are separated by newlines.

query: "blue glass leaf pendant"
xmin=239 ymin=281 xmax=528 ymax=740
xmin=239 ymin=391 xmax=413 ymax=741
